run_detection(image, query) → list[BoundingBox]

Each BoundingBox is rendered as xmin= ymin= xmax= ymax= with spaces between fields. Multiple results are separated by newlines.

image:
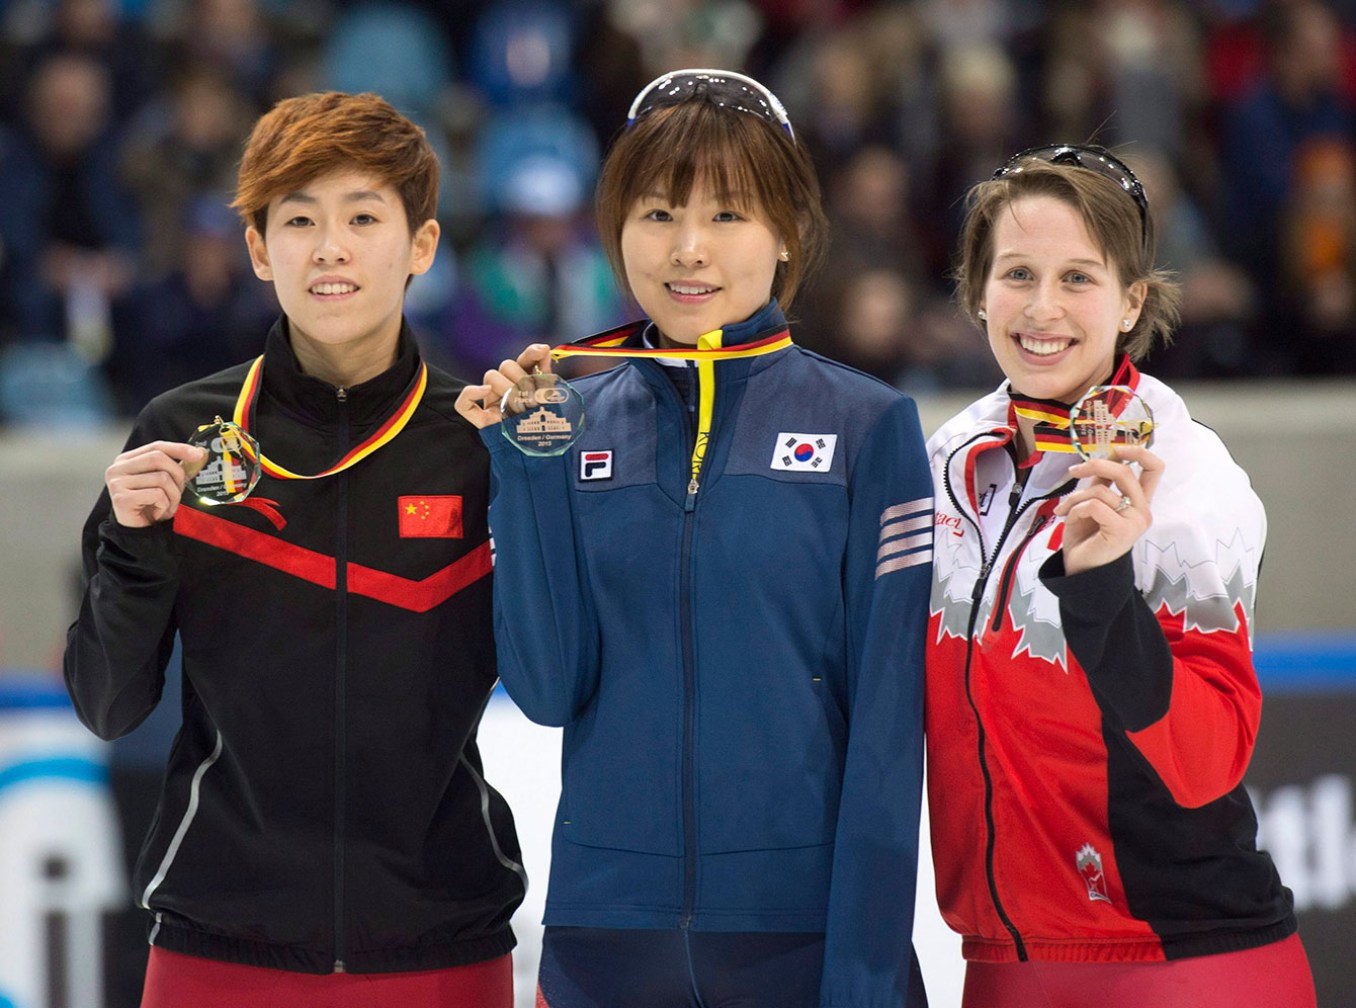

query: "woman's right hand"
xmin=454 ymin=343 xmax=554 ymax=429
xmin=105 ymin=441 xmax=209 ymax=527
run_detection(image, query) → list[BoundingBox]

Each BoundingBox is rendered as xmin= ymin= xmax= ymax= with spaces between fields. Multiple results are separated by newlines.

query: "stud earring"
xmin=1122 ymin=319 xmax=1133 ymax=330
xmin=778 ymin=249 xmax=790 ymax=262
xmin=977 ymin=309 xmax=987 ymax=321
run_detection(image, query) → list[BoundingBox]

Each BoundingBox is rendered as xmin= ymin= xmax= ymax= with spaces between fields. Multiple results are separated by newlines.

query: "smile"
xmin=667 ymin=283 xmax=718 ymax=296
xmin=311 ymin=282 xmax=358 ymax=296
xmin=1017 ymin=334 xmax=1072 ymax=356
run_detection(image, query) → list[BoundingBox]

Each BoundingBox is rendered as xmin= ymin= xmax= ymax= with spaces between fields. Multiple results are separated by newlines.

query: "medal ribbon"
xmin=548 ymin=326 xmax=792 ymax=364
xmin=230 ymin=355 xmax=429 ymax=481
xmin=550 ymin=326 xmax=792 ymax=489
xmin=1009 ymin=357 xmax=1137 ymax=455
xmin=1010 ymin=399 xmax=1077 ymax=454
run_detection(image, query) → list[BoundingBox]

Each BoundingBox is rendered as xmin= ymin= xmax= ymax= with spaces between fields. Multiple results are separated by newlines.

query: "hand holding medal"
xmin=1056 ymin=386 xmax=1164 ymax=575
xmin=455 ymin=343 xmax=585 ymax=457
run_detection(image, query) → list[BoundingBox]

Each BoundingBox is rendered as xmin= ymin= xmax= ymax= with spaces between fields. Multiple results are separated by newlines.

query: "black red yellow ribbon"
xmin=230 ymin=355 xmax=428 ymax=481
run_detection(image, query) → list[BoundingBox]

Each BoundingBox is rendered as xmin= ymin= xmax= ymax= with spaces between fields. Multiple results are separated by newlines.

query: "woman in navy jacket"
xmin=458 ymin=70 xmax=933 ymax=1008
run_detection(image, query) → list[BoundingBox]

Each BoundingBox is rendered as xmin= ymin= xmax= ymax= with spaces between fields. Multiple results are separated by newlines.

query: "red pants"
xmin=962 ymin=933 xmax=1315 ymax=1008
xmin=141 ymin=946 xmax=513 ymax=1008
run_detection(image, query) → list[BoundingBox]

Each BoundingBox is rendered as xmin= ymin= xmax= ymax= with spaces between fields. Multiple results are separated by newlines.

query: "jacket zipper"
xmin=333 ymin=385 xmax=349 ymax=973
xmin=676 ymin=362 xmax=703 ymax=928
xmin=943 ymin=439 xmax=1073 ymax=961
xmin=944 ymin=440 xmax=1026 ymax=959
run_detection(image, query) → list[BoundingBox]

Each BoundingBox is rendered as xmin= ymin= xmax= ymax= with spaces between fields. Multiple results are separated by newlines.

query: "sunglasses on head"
xmin=627 ymin=68 xmax=795 ymax=140
xmin=993 ymin=144 xmax=1150 ymax=254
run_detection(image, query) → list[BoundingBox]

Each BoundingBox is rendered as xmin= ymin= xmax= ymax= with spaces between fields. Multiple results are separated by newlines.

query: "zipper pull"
xmin=685 ymin=478 xmax=699 ymax=511
xmin=336 ymin=386 xmax=347 ymax=402
xmin=971 ymin=561 xmax=991 ymax=602
xmin=333 ymin=959 xmax=346 ymax=973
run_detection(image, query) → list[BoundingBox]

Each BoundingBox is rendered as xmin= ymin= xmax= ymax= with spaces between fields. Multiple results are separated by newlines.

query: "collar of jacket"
xmin=640 ymin=297 xmax=788 ymax=354
xmin=259 ymin=315 xmax=424 ymax=426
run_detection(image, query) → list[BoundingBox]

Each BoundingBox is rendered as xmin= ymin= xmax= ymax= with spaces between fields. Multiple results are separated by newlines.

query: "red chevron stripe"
xmin=173 ymin=506 xmax=491 ymax=613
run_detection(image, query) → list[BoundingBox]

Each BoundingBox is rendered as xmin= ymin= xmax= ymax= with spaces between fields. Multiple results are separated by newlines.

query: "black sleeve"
xmin=1039 ymin=550 xmax=1173 ymax=732
xmin=62 ymin=492 xmax=180 ymax=740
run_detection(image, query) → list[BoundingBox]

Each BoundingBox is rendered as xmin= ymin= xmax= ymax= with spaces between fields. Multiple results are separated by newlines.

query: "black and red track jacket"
xmin=925 ymin=363 xmax=1296 ymax=964
xmin=64 ymin=318 xmax=525 ymax=974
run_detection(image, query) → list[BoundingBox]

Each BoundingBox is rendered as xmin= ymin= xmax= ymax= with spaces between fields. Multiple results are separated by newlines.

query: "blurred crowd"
xmin=1 ymin=0 xmax=1355 ymax=426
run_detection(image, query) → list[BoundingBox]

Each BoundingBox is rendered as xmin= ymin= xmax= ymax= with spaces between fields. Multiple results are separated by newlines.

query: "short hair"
xmin=953 ymin=157 xmax=1182 ymax=361
xmin=231 ymin=92 xmax=438 ymax=236
xmin=594 ymin=99 xmax=827 ymax=312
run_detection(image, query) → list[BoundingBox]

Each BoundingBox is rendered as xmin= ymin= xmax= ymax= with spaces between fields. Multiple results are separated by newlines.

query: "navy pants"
xmin=536 ymin=926 xmax=825 ymax=1008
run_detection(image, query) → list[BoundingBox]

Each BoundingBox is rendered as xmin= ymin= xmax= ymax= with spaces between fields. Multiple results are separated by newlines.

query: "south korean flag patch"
xmin=770 ymin=433 xmax=838 ymax=472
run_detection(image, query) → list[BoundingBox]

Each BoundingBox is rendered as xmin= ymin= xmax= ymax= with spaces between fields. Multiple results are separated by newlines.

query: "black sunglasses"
xmin=627 ymin=68 xmax=795 ymax=141
xmin=993 ymin=144 xmax=1150 ymax=254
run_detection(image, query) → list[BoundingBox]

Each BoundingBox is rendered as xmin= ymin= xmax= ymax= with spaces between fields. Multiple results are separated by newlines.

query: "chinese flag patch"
xmin=398 ymin=495 xmax=463 ymax=539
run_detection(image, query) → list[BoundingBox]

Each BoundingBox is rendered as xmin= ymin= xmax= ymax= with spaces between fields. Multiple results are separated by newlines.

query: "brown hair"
xmin=594 ymin=99 xmax=827 ymax=312
xmin=954 ymin=157 xmax=1182 ymax=361
xmin=231 ymin=91 xmax=438 ymax=236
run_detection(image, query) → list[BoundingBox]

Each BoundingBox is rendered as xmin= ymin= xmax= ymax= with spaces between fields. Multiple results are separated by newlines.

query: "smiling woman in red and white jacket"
xmin=924 ymin=145 xmax=1315 ymax=1008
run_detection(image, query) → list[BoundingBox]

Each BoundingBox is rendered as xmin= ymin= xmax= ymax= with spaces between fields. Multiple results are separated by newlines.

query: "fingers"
xmin=1056 ymin=447 xmax=1164 ymax=517
xmin=492 ymin=343 xmax=551 ymax=390
xmin=105 ymin=441 xmax=207 ymax=527
xmin=516 ymin=343 xmax=553 ymax=375
xmin=455 ymin=383 xmax=502 ymax=430
xmin=1113 ymin=445 xmax=1165 ymax=504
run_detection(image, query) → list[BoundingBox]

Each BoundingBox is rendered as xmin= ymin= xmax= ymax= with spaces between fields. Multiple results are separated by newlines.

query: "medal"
xmin=1070 ymin=385 xmax=1155 ymax=460
xmin=185 ymin=416 xmax=262 ymax=504
xmin=500 ymin=371 xmax=586 ymax=457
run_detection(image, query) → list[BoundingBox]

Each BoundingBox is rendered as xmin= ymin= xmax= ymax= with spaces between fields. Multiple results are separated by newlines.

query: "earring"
xmin=778 ymin=249 xmax=790 ymax=262
xmin=977 ymin=309 xmax=987 ymax=321
xmin=1122 ymin=319 xmax=1133 ymax=330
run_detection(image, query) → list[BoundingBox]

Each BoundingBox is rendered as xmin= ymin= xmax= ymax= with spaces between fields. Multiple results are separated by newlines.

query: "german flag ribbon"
xmin=230 ymin=355 xmax=428 ymax=481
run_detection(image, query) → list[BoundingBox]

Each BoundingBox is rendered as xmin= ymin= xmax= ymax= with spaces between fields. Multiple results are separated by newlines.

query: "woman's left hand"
xmin=1053 ymin=445 xmax=1165 ymax=575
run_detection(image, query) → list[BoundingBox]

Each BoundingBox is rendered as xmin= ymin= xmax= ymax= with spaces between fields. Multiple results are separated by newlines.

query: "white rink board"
xmin=478 ymin=692 xmax=966 ymax=1008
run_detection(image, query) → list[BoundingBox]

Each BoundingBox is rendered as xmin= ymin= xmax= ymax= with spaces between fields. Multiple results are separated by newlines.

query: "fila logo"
xmin=580 ymin=450 xmax=613 ymax=481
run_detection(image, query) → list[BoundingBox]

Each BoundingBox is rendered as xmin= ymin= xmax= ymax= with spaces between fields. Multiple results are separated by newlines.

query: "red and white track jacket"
xmin=925 ymin=360 xmax=1296 ymax=964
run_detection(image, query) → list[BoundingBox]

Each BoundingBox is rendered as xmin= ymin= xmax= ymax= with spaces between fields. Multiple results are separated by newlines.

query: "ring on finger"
xmin=1114 ymin=495 xmax=1133 ymax=513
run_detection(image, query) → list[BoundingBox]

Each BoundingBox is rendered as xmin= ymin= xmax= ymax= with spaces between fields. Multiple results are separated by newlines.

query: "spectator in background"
xmin=1041 ymin=0 xmax=1206 ymax=159
xmin=120 ymin=64 xmax=254 ymax=280
xmin=3 ymin=0 xmax=159 ymax=130
xmin=782 ymin=20 xmax=899 ymax=175
xmin=0 ymin=50 xmax=140 ymax=354
xmin=1217 ymin=0 xmax=1355 ymax=342
xmin=158 ymin=0 xmax=290 ymax=107
xmin=1132 ymin=145 xmax=1257 ymax=378
xmin=1279 ymin=135 xmax=1356 ymax=373
xmin=922 ymin=42 xmax=1027 ymax=271
xmin=605 ymin=0 xmax=764 ymax=79
xmin=442 ymin=153 xmax=625 ymax=378
xmin=105 ymin=195 xmax=273 ymax=414
xmin=796 ymin=144 xmax=928 ymax=358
